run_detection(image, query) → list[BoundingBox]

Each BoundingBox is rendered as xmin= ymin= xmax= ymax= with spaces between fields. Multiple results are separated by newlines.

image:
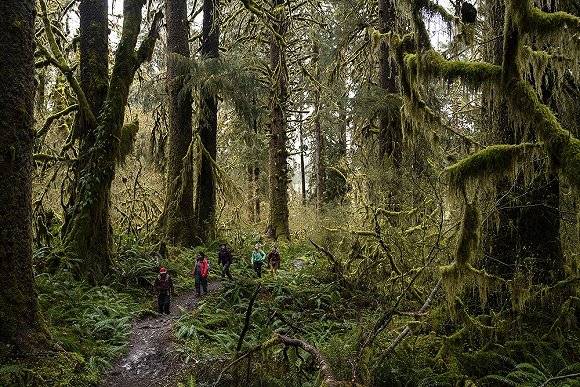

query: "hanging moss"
xmin=117 ymin=121 xmax=139 ymax=164
xmin=444 ymin=143 xmax=540 ymax=195
xmin=506 ymin=79 xmax=580 ymax=190
xmin=507 ymin=272 xmax=532 ymax=312
xmin=455 ymin=203 xmax=479 ymax=266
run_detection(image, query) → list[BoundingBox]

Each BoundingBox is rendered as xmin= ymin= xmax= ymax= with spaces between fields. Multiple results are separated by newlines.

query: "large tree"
xmin=377 ymin=0 xmax=401 ymax=166
xmin=482 ymin=0 xmax=564 ymax=285
xmin=194 ymin=0 xmax=220 ymax=244
xmin=40 ymin=0 xmax=163 ymax=282
xmin=0 ymin=0 xmax=49 ymax=351
xmin=312 ymin=40 xmax=326 ymax=211
xmin=267 ymin=0 xmax=290 ymax=240
xmin=163 ymin=0 xmax=195 ymax=246
xmin=61 ymin=0 xmax=113 ymax=275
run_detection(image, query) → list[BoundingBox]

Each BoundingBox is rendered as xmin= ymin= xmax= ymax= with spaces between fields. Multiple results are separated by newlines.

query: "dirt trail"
xmin=101 ymin=282 xmax=220 ymax=387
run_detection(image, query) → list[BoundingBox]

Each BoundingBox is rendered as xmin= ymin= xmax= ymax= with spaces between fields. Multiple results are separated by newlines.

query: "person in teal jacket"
xmin=251 ymin=243 xmax=266 ymax=278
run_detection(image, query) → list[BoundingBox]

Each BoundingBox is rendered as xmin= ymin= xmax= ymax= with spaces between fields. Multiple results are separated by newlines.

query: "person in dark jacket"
xmin=154 ymin=267 xmax=175 ymax=314
xmin=218 ymin=243 xmax=233 ymax=280
xmin=192 ymin=253 xmax=210 ymax=296
xmin=267 ymin=245 xmax=281 ymax=277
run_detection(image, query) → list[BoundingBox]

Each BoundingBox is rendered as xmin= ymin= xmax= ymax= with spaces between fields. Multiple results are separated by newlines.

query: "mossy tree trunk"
xmin=194 ymin=0 xmax=220 ymax=244
xmin=163 ymin=0 xmax=195 ymax=246
xmin=247 ymin=114 xmax=261 ymax=222
xmin=313 ymin=40 xmax=326 ymax=211
xmin=299 ymin=111 xmax=307 ymax=205
xmin=483 ymin=0 xmax=564 ymax=285
xmin=377 ymin=0 xmax=401 ymax=166
xmin=267 ymin=0 xmax=290 ymax=240
xmin=61 ymin=0 xmax=112 ymax=276
xmin=63 ymin=0 xmax=162 ymax=283
xmin=0 ymin=0 xmax=50 ymax=352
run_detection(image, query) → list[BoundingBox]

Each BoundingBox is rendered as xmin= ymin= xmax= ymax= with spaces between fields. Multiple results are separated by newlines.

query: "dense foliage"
xmin=0 ymin=0 xmax=579 ymax=386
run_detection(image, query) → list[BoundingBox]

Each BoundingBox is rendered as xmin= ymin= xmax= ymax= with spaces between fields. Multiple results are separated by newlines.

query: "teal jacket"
xmin=251 ymin=250 xmax=265 ymax=264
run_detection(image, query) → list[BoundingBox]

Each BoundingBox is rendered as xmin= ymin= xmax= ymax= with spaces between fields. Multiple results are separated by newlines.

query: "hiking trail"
xmin=101 ymin=282 xmax=221 ymax=387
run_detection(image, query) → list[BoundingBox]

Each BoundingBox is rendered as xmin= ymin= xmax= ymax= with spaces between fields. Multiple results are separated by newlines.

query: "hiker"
xmin=251 ymin=243 xmax=266 ymax=278
xmin=192 ymin=253 xmax=210 ymax=296
xmin=267 ymin=245 xmax=281 ymax=276
xmin=218 ymin=243 xmax=233 ymax=280
xmin=154 ymin=267 xmax=174 ymax=315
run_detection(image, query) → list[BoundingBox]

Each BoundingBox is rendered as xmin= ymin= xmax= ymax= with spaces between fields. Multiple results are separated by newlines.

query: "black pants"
xmin=253 ymin=262 xmax=263 ymax=278
xmin=195 ymin=276 xmax=208 ymax=295
xmin=221 ymin=262 xmax=233 ymax=280
xmin=158 ymin=293 xmax=170 ymax=314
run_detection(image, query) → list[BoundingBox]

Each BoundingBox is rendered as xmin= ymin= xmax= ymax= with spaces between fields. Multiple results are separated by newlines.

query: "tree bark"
xmin=0 ymin=0 xmax=50 ymax=352
xmin=377 ymin=0 xmax=401 ymax=166
xmin=267 ymin=0 xmax=290 ymax=240
xmin=63 ymin=1 xmax=162 ymax=283
xmin=164 ymin=0 xmax=195 ymax=246
xmin=299 ymin=111 xmax=307 ymax=205
xmin=62 ymin=0 xmax=112 ymax=276
xmin=312 ymin=41 xmax=326 ymax=211
xmin=194 ymin=0 xmax=220 ymax=244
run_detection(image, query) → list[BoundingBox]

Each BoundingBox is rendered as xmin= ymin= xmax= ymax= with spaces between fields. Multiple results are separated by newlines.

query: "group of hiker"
xmin=154 ymin=243 xmax=282 ymax=314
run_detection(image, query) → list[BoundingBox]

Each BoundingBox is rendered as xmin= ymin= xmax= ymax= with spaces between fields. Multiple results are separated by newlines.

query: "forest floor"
xmin=100 ymin=282 xmax=221 ymax=387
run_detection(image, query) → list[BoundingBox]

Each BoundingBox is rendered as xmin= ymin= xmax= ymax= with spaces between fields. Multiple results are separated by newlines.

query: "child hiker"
xmin=251 ymin=243 xmax=266 ymax=278
xmin=267 ymin=245 xmax=281 ymax=277
xmin=154 ymin=267 xmax=175 ymax=314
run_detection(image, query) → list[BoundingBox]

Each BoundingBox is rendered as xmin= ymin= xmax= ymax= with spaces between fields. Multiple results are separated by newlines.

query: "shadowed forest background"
xmin=1 ymin=0 xmax=580 ymax=386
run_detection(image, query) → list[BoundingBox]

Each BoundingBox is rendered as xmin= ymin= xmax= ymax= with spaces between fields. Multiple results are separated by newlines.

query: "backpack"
xmin=200 ymin=260 xmax=209 ymax=278
xmin=157 ymin=275 xmax=171 ymax=293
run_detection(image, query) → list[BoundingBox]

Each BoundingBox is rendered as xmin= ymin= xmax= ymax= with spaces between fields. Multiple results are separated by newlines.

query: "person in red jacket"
xmin=192 ymin=253 xmax=210 ymax=296
xmin=154 ymin=267 xmax=174 ymax=314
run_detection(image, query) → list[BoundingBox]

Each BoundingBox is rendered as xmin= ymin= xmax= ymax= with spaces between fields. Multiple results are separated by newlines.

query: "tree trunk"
xmin=63 ymin=1 xmax=162 ymax=283
xmin=163 ymin=0 xmax=195 ymax=246
xmin=0 ymin=0 xmax=50 ymax=352
xmin=483 ymin=0 xmax=564 ymax=285
xmin=313 ymin=41 xmax=326 ymax=211
xmin=267 ymin=0 xmax=290 ymax=240
xmin=377 ymin=0 xmax=401 ymax=166
xmin=246 ymin=112 xmax=261 ymax=222
xmin=194 ymin=0 xmax=220 ymax=244
xmin=64 ymin=0 xmax=112 ymax=275
xmin=299 ymin=111 xmax=307 ymax=205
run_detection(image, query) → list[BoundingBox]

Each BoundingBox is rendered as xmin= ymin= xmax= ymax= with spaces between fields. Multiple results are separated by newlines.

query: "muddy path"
xmin=101 ymin=282 xmax=221 ymax=387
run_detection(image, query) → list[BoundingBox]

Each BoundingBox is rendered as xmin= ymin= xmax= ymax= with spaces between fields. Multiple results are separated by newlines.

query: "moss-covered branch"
xmin=524 ymin=3 xmax=580 ymax=34
xmin=506 ymin=79 xmax=580 ymax=189
xmin=405 ymin=50 xmax=502 ymax=87
xmin=35 ymin=104 xmax=78 ymax=138
xmin=445 ymin=143 xmax=540 ymax=192
xmin=38 ymin=0 xmax=95 ymax=129
xmin=423 ymin=0 xmax=456 ymax=26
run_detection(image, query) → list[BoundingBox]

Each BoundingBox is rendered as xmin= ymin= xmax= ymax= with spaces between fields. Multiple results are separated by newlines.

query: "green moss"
xmin=419 ymin=50 xmax=502 ymax=88
xmin=455 ymin=203 xmax=479 ymax=266
xmin=118 ymin=120 xmax=139 ymax=164
xmin=445 ymin=143 xmax=539 ymax=194
xmin=526 ymin=6 xmax=580 ymax=34
xmin=507 ymin=79 xmax=580 ymax=190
